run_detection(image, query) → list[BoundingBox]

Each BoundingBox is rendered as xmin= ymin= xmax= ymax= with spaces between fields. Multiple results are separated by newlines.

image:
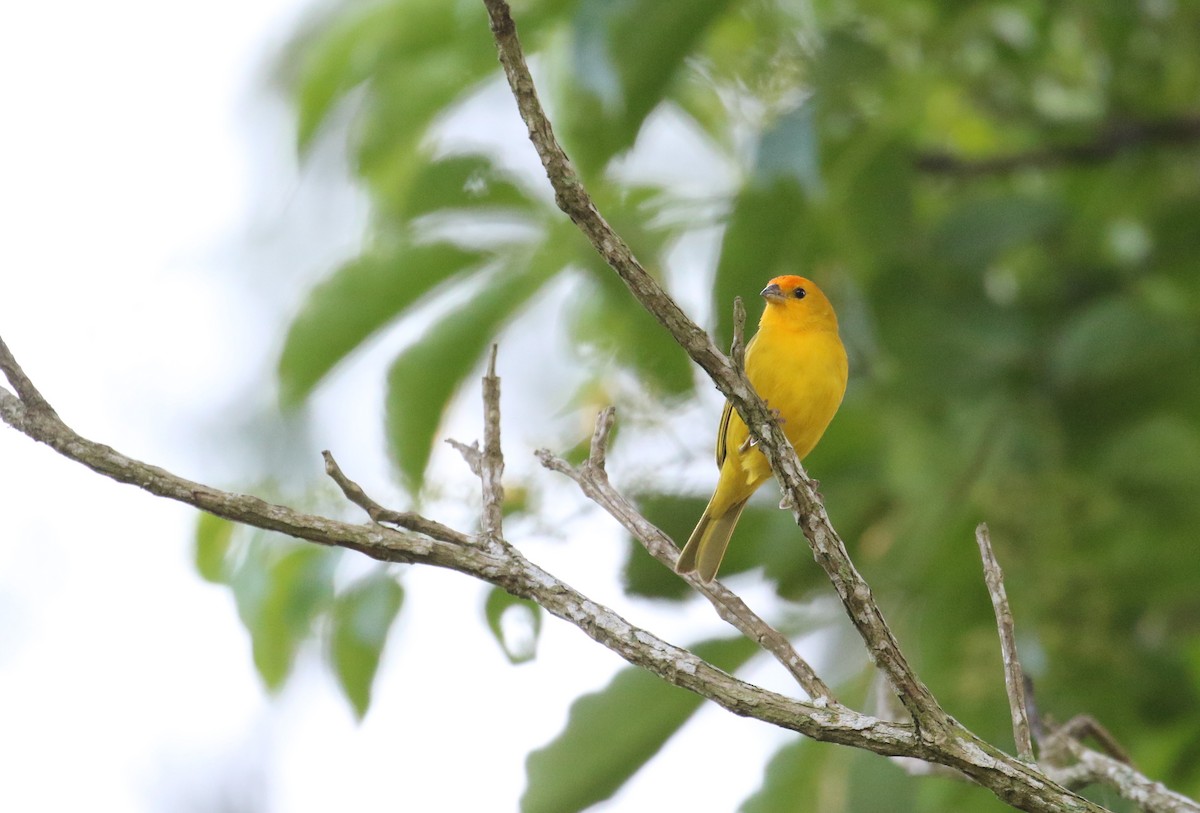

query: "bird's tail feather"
xmin=675 ymin=497 xmax=750 ymax=582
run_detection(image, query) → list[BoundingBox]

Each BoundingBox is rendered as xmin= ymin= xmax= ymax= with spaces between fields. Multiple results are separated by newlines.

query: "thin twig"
xmin=731 ymin=296 xmax=747 ymax=371
xmin=587 ymin=398 xmax=613 ymax=472
xmin=322 ymin=450 xmax=475 ymax=544
xmin=446 ymin=438 xmax=482 ymax=476
xmin=975 ymin=523 xmax=1035 ymax=763
xmin=480 ymin=345 xmax=505 ymax=546
xmin=1056 ymin=716 xmax=1134 ymax=766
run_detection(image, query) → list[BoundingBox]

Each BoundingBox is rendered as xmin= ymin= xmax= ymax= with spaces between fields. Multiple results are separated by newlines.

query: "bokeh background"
xmin=3 ymin=0 xmax=1199 ymax=811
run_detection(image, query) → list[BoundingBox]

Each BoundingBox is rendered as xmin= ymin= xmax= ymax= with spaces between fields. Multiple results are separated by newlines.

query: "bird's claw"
xmin=761 ymin=400 xmax=785 ymax=425
xmin=738 ymin=403 xmax=787 ymax=455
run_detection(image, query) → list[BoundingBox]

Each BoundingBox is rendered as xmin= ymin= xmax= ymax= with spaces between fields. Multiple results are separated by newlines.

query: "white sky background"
xmin=0 ymin=2 xmax=809 ymax=810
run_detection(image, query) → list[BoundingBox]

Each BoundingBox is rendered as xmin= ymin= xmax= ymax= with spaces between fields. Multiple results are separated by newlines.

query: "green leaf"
xmin=278 ymin=241 xmax=484 ymax=407
xmin=396 ymin=153 xmax=534 ymax=221
xmin=748 ymin=736 xmax=926 ymax=812
xmin=521 ymin=635 xmax=758 ymax=813
xmin=483 ymin=586 xmax=543 ymax=664
xmin=194 ymin=512 xmax=235 ymax=584
xmin=330 ymin=570 xmax=405 ymax=719
xmin=231 ymin=542 xmax=338 ymax=691
xmin=291 ymin=0 xmax=496 ymax=154
xmin=356 ymin=56 xmax=495 ymax=200
xmin=566 ymin=0 xmax=735 ymax=170
xmin=291 ymin=3 xmax=394 ymax=153
xmin=385 ymin=257 xmax=556 ymax=492
xmin=741 ymin=737 xmax=829 ymax=813
xmin=568 ymin=271 xmax=695 ymax=396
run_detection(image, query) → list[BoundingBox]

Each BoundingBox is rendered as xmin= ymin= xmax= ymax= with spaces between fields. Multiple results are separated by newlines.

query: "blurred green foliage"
xmin=523 ymin=636 xmax=757 ymax=813
xmin=211 ymin=0 xmax=1200 ymax=808
xmin=195 ymin=516 xmax=403 ymax=715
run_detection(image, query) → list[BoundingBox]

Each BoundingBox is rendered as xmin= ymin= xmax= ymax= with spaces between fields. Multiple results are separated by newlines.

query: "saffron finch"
xmin=676 ymin=275 xmax=848 ymax=582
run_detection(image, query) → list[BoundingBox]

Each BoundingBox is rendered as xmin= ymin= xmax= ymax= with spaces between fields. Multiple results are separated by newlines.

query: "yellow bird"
xmin=676 ymin=275 xmax=848 ymax=582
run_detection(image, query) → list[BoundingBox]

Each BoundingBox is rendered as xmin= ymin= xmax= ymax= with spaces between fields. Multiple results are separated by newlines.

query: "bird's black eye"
xmin=793 ymin=287 xmax=807 ymax=299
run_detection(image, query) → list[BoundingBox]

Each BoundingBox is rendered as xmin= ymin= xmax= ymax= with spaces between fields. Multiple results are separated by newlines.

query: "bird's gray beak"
xmin=761 ymin=282 xmax=785 ymax=302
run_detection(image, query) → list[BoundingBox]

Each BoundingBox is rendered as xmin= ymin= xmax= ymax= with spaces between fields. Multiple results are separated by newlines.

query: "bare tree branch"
xmin=479 ymin=344 xmax=506 ymax=547
xmin=1029 ymin=710 xmax=1200 ymax=813
xmin=975 ymin=523 xmax=1035 ymax=763
xmin=322 ymin=450 xmax=474 ymax=543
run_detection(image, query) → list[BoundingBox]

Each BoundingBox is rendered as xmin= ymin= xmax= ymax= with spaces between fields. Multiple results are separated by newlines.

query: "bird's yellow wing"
xmin=715 ymin=332 xmax=760 ymax=469
xmin=715 ymin=400 xmax=733 ymax=468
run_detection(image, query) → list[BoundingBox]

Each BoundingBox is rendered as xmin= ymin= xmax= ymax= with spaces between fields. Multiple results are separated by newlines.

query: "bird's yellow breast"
xmin=712 ymin=322 xmax=848 ymax=511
